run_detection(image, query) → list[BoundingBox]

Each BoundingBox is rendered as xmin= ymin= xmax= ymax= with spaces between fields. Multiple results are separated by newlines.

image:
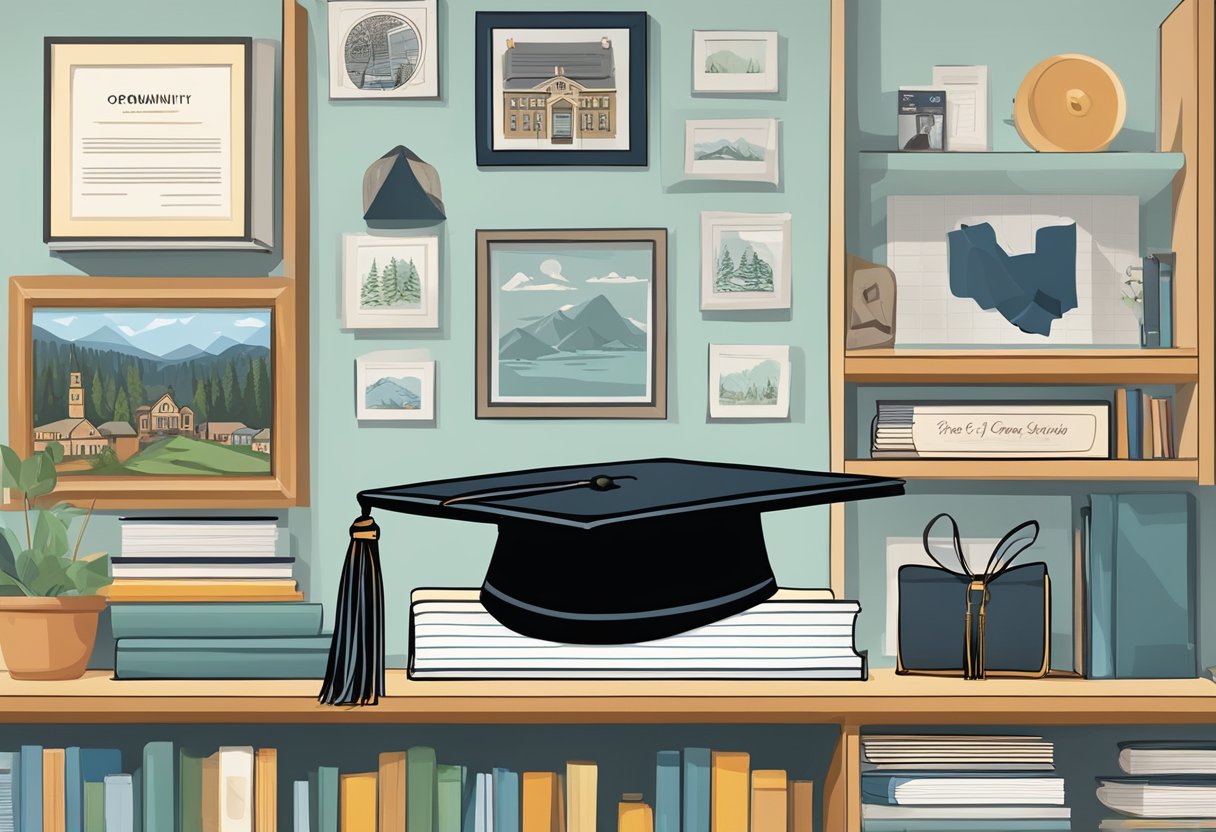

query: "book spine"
xmin=710 ymin=752 xmax=749 ymax=832
xmin=618 ymin=802 xmax=653 ymax=832
xmin=1088 ymin=495 xmax=1116 ymax=679
xmin=1159 ymin=256 xmax=1174 ymax=347
xmin=492 ymin=770 xmax=519 ymax=832
xmin=1140 ymin=391 xmax=1153 ymax=462
xmin=437 ymin=765 xmax=464 ymax=832
xmin=1142 ymin=255 xmax=1161 ymax=348
xmin=142 ymin=743 xmax=174 ymax=832
xmin=19 ymin=746 xmax=41 ymax=832
xmin=474 ymin=774 xmax=488 ymax=832
xmin=462 ymin=768 xmax=478 ymax=832
xmin=565 ymin=763 xmax=596 ymax=832
xmin=255 ymin=749 xmax=276 ymax=832
xmin=83 ymin=782 xmax=105 ymax=832
xmin=379 ymin=752 xmax=407 ymax=832
xmin=180 ymin=751 xmax=204 ymax=832
xmin=65 ymin=748 xmax=82 ymax=832
xmin=293 ymin=781 xmax=310 ymax=832
xmin=43 ymin=749 xmax=65 ymax=832
xmin=654 ymin=752 xmax=680 ymax=832
xmin=1151 ymin=398 xmax=1164 ymax=458
xmin=203 ymin=753 xmax=220 ymax=832
xmin=340 ymin=773 xmax=376 ymax=832
xmin=104 ymin=775 xmax=134 ymax=832
xmin=407 ymin=748 xmax=437 ymax=832
xmin=483 ymin=772 xmax=495 ymax=832
xmin=682 ymin=749 xmax=710 ymax=832
xmin=114 ymin=643 xmax=330 ymax=680
xmin=1113 ymin=389 xmax=1129 ymax=459
xmin=317 ymin=767 xmax=340 ymax=832
xmin=1127 ymin=389 xmax=1142 ymax=459
xmin=749 ymin=771 xmax=787 ymax=832
xmin=221 ymin=748 xmax=257 ymax=832
xmin=521 ymin=773 xmax=557 ymax=832
xmin=788 ymin=782 xmax=812 ymax=832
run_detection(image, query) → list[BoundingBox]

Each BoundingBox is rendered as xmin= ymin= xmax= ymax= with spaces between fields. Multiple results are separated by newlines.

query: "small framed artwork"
xmin=476 ymin=228 xmax=667 ymax=418
xmin=328 ymin=0 xmax=439 ymax=99
xmin=356 ymin=356 xmax=435 ymax=420
xmin=708 ymin=345 xmax=791 ymax=419
xmin=342 ymin=233 xmax=439 ymax=329
xmin=692 ymin=31 xmax=778 ymax=94
xmin=701 ymin=211 xmax=792 ymax=311
xmin=474 ymin=11 xmax=649 ymax=166
xmin=684 ymin=118 xmax=780 ymax=184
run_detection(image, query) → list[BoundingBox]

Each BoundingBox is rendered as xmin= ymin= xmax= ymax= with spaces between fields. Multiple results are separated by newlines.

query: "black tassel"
xmin=318 ymin=515 xmax=385 ymax=706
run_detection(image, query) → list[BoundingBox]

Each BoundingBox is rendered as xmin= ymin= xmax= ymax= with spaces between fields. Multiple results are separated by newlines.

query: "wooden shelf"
xmin=858 ymin=151 xmax=1185 ymax=201
xmin=0 ymin=670 xmax=1211 ymax=725
xmin=844 ymin=458 xmax=1200 ymax=481
xmin=844 ymin=349 xmax=1199 ymax=384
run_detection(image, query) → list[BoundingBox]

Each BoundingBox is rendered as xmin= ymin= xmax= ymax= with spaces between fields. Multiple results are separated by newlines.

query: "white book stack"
xmin=119 ymin=517 xmax=280 ymax=558
xmin=408 ymin=588 xmax=867 ymax=680
xmin=1099 ymin=742 xmax=1216 ymax=829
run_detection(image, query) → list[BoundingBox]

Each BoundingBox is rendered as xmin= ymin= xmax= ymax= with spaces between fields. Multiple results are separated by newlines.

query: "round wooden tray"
xmin=1014 ymin=53 xmax=1126 ymax=152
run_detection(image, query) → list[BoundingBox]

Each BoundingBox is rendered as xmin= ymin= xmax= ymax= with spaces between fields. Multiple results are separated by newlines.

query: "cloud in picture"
xmin=502 ymin=271 xmax=580 ymax=292
xmin=587 ymin=272 xmax=647 ymax=284
xmin=539 ymin=258 xmax=569 ymax=282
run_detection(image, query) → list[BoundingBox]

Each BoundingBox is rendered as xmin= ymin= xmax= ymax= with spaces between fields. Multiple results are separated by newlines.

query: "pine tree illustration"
xmin=715 ymin=246 xmax=735 ymax=291
xmin=400 ymin=258 xmax=422 ymax=304
xmin=361 ymin=259 xmax=382 ymax=307
xmin=380 ymin=258 xmax=400 ymax=306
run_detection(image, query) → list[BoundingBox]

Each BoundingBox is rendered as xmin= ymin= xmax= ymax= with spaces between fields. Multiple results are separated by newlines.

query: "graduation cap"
xmin=318 ymin=458 xmax=904 ymax=706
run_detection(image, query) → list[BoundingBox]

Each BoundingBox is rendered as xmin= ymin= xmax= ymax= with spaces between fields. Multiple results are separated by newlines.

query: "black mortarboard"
xmin=319 ymin=458 xmax=904 ymax=706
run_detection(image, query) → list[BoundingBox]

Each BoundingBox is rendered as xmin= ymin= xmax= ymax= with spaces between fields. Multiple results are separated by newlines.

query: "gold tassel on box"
xmin=318 ymin=515 xmax=384 ymax=706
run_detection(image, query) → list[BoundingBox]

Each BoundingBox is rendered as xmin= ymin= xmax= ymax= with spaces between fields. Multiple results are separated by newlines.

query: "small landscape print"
xmin=704 ymin=39 xmax=767 ymax=74
xmin=365 ymin=373 xmax=422 ymax=410
xmin=714 ymin=229 xmax=779 ymax=294
xmin=359 ymin=253 xmax=423 ymax=310
xmin=701 ymin=212 xmax=791 ymax=310
xmin=32 ymin=310 xmax=273 ymax=476
xmin=718 ymin=358 xmax=780 ymax=407
xmin=684 ymin=119 xmax=779 ymax=185
xmin=357 ymin=358 xmax=434 ymax=420
xmin=342 ymin=234 xmax=438 ymax=329
xmin=708 ymin=345 xmax=790 ymax=419
xmin=344 ymin=13 xmax=422 ymax=90
xmin=693 ymin=130 xmax=767 ymax=162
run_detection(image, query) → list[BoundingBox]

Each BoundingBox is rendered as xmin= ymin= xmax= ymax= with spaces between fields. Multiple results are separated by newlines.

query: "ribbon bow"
xmin=921 ymin=513 xmax=1040 ymax=680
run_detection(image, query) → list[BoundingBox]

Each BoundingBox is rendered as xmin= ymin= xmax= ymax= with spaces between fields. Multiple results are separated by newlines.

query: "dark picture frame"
xmin=476 ymin=228 xmax=667 ymax=418
xmin=474 ymin=12 xmax=649 ymax=167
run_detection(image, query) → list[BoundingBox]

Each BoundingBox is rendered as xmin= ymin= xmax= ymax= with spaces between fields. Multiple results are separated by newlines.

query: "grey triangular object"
xmin=363 ymin=146 xmax=446 ymax=222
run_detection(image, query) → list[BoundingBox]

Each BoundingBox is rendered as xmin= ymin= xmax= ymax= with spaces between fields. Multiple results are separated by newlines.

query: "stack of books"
xmin=1112 ymin=389 xmax=1177 ymax=460
xmin=296 ymin=746 xmax=814 ymax=832
xmin=1098 ymin=742 xmax=1216 ymax=829
xmin=409 ymin=588 xmax=867 ymax=680
xmin=860 ymin=734 xmax=1070 ymax=831
xmin=106 ymin=517 xmax=302 ymax=602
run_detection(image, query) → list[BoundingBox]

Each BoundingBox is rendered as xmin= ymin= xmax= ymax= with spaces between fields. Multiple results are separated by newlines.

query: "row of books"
xmin=408 ymin=589 xmax=867 ymax=680
xmin=1098 ymin=742 xmax=1216 ymax=829
xmin=1112 ymin=389 xmax=1177 ymax=460
xmin=860 ymin=734 xmax=1069 ymax=831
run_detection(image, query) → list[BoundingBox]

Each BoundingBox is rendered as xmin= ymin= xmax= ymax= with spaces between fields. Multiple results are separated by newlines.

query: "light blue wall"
xmin=0 ymin=0 xmax=832 ymax=665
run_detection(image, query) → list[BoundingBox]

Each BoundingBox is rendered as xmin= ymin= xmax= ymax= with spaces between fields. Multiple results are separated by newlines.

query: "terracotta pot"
xmin=0 ymin=595 xmax=107 ymax=680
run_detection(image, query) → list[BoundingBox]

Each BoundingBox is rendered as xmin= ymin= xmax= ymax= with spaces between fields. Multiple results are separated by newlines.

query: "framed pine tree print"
xmin=342 ymin=233 xmax=440 ymax=329
xmin=700 ymin=211 xmax=792 ymax=311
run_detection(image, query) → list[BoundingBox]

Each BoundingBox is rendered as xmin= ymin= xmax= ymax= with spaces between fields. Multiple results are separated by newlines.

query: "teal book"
xmin=19 ymin=746 xmax=40 ymax=832
xmin=105 ymin=775 xmax=134 ymax=832
xmin=132 ymin=766 xmax=143 ymax=832
xmin=83 ymin=782 xmax=105 ymax=832
xmin=294 ymin=780 xmax=310 ymax=832
xmin=142 ymin=742 xmax=173 ymax=832
xmin=461 ymin=768 xmax=478 ymax=832
xmin=1159 ymin=254 xmax=1175 ymax=348
xmin=1088 ymin=494 xmax=1117 ymax=679
xmin=178 ymin=750 xmax=206 ymax=832
xmin=109 ymin=603 xmax=324 ymax=639
xmin=308 ymin=772 xmax=320 ymax=832
xmin=67 ymin=749 xmax=122 ymax=832
xmin=682 ymin=748 xmax=711 ymax=832
xmin=114 ymin=636 xmax=332 ymax=679
xmin=1113 ymin=493 xmax=1196 ymax=677
xmin=10 ymin=751 xmax=19 ymax=832
xmin=492 ymin=768 xmax=519 ymax=832
xmin=408 ymin=748 xmax=437 ymax=832
xmin=655 ymin=751 xmax=680 ymax=832
xmin=437 ymin=765 xmax=465 ymax=832
xmin=317 ymin=767 xmax=340 ymax=832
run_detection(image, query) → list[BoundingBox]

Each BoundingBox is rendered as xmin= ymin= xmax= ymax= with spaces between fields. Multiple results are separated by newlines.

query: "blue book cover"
xmin=1127 ymin=389 xmax=1143 ymax=459
xmin=105 ymin=775 xmax=134 ymax=832
xmin=1088 ymin=494 xmax=1117 ymax=679
xmin=1159 ymin=254 xmax=1174 ymax=348
xmin=293 ymin=780 xmax=310 ymax=832
xmin=1113 ymin=493 xmax=1195 ymax=677
xmin=317 ymin=766 xmax=339 ymax=832
xmin=682 ymin=748 xmax=711 ymax=832
xmin=655 ymin=751 xmax=680 ymax=832
xmin=18 ymin=746 xmax=40 ymax=832
xmin=142 ymin=742 xmax=173 ymax=832
xmin=492 ymin=768 xmax=519 ymax=832
xmin=1142 ymin=255 xmax=1161 ymax=348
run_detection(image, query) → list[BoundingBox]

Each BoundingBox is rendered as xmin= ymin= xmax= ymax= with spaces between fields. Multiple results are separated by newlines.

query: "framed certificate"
xmin=44 ymin=38 xmax=274 ymax=251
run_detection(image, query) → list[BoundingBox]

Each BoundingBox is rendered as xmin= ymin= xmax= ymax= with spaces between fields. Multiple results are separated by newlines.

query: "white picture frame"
xmin=701 ymin=211 xmax=792 ymax=311
xmin=356 ymin=357 xmax=435 ymax=420
xmin=342 ymin=233 xmax=439 ymax=329
xmin=684 ymin=118 xmax=780 ymax=185
xmin=692 ymin=31 xmax=778 ymax=94
xmin=708 ymin=345 xmax=791 ymax=419
xmin=328 ymin=0 xmax=439 ymax=99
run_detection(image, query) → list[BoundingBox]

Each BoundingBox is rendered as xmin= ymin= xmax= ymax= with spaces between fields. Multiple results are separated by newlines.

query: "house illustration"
xmin=501 ymin=38 xmax=617 ymax=142
xmin=251 ymin=428 xmax=271 ymax=455
xmin=198 ymin=422 xmax=249 ymax=445
xmin=231 ymin=427 xmax=260 ymax=447
xmin=135 ymin=391 xmax=195 ymax=440
xmin=32 ymin=345 xmax=137 ymax=460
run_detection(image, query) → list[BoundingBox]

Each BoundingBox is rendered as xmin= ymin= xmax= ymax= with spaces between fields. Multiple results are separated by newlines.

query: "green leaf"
xmin=33 ymin=510 xmax=70 ymax=560
xmin=45 ymin=442 xmax=65 ymax=465
xmin=28 ymin=557 xmax=70 ymax=596
xmin=66 ymin=556 xmax=111 ymax=596
xmin=49 ymin=501 xmax=87 ymax=520
xmin=16 ymin=550 xmax=40 ymax=587
xmin=0 ymin=445 xmax=21 ymax=490
xmin=19 ymin=454 xmax=57 ymax=500
xmin=0 ymin=527 xmax=17 ymax=580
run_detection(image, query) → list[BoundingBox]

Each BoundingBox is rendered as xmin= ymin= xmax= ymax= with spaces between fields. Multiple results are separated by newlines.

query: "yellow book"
xmin=202 ymin=752 xmax=220 ymax=832
xmin=750 ymin=770 xmax=787 ymax=832
xmin=787 ymin=781 xmax=813 ymax=832
xmin=103 ymin=579 xmax=304 ymax=602
xmin=522 ymin=772 xmax=560 ymax=832
xmin=380 ymin=751 xmax=408 ymax=832
xmin=1114 ymin=388 xmax=1130 ymax=459
xmin=256 ymin=748 xmax=278 ymax=832
xmin=556 ymin=774 xmax=566 ymax=832
xmin=618 ymin=799 xmax=653 ymax=832
xmin=710 ymin=752 xmax=749 ymax=832
xmin=341 ymin=772 xmax=378 ymax=832
xmin=43 ymin=748 xmax=66 ymax=832
xmin=566 ymin=762 xmax=596 ymax=832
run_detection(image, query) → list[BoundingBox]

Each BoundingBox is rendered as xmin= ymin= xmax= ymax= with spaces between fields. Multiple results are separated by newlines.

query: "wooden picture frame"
xmin=474 ymin=11 xmax=649 ymax=167
xmin=476 ymin=228 xmax=667 ymax=419
xmin=8 ymin=276 xmax=305 ymax=508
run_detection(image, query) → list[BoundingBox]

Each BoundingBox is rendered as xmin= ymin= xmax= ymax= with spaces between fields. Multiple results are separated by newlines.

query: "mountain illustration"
xmin=719 ymin=359 xmax=781 ymax=406
xmin=203 ymin=335 xmax=243 ymax=355
xmin=72 ymin=326 xmax=162 ymax=362
xmin=365 ymin=376 xmax=421 ymax=409
xmin=694 ymin=137 xmax=765 ymax=162
xmin=158 ymin=344 xmax=207 ymax=362
xmin=499 ymin=328 xmax=559 ymax=360
xmin=521 ymin=294 xmax=646 ymax=352
xmin=705 ymin=49 xmax=764 ymax=74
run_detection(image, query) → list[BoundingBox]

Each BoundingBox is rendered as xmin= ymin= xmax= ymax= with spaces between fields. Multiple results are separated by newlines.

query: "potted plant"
xmin=0 ymin=441 xmax=110 ymax=680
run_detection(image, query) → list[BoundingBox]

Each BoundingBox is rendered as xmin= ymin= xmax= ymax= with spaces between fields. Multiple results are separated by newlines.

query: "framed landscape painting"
xmin=476 ymin=229 xmax=667 ymax=418
xmin=692 ymin=31 xmax=779 ymax=94
xmin=8 ymin=277 xmax=303 ymax=508
xmin=356 ymin=356 xmax=435 ymax=421
xmin=474 ymin=11 xmax=648 ymax=166
xmin=342 ymin=233 xmax=439 ymax=329
xmin=684 ymin=118 xmax=780 ymax=185
xmin=701 ymin=211 xmax=792 ymax=310
xmin=708 ymin=344 xmax=791 ymax=419
xmin=328 ymin=0 xmax=439 ymax=99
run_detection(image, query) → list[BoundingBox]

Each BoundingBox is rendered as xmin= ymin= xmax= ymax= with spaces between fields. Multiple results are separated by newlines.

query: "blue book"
xmin=682 ymin=748 xmax=711 ymax=832
xmin=142 ymin=743 xmax=173 ymax=832
xmin=105 ymin=775 xmax=134 ymax=832
xmin=461 ymin=768 xmax=478 ymax=832
xmin=317 ymin=767 xmax=339 ymax=832
xmin=293 ymin=780 xmax=310 ymax=832
xmin=109 ymin=603 xmax=324 ymax=639
xmin=1142 ymin=255 xmax=1161 ymax=348
xmin=1088 ymin=494 xmax=1117 ymax=679
xmin=66 ymin=749 xmax=122 ymax=832
xmin=18 ymin=747 xmax=40 ymax=832
xmin=492 ymin=768 xmax=519 ymax=832
xmin=655 ymin=752 xmax=680 ymax=832
xmin=1158 ymin=253 xmax=1175 ymax=348
xmin=1113 ymin=493 xmax=1195 ymax=677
